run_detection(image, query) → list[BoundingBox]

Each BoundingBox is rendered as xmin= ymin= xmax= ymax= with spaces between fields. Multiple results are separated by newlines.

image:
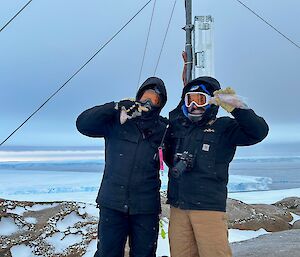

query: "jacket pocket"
xmin=194 ymin=133 xmax=220 ymax=179
xmin=197 ymin=133 xmax=219 ymax=160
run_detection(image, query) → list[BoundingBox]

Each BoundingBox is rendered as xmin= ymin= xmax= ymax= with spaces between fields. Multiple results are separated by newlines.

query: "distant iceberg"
xmin=160 ymin=174 xmax=272 ymax=192
xmin=228 ymin=175 xmax=272 ymax=192
xmin=0 ymin=169 xmax=272 ymax=202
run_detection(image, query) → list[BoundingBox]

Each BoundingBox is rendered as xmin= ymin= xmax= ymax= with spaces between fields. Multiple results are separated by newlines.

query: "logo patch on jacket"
xmin=202 ymin=144 xmax=210 ymax=151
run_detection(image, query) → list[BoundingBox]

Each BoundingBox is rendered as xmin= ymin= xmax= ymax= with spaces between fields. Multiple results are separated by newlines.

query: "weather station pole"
xmin=184 ymin=0 xmax=193 ymax=84
xmin=184 ymin=1 xmax=215 ymax=81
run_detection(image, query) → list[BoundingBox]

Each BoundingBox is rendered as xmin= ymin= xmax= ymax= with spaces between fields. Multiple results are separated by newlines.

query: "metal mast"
xmin=184 ymin=0 xmax=193 ymax=84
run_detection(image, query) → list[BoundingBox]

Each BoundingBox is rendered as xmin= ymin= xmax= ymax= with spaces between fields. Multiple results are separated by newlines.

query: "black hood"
xmin=136 ymin=77 xmax=167 ymax=111
xmin=181 ymin=76 xmax=221 ymax=99
xmin=175 ymin=76 xmax=221 ymax=126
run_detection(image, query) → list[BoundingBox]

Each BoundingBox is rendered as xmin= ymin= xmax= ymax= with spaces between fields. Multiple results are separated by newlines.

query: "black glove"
xmin=115 ymin=99 xmax=149 ymax=124
xmin=115 ymin=99 xmax=136 ymax=110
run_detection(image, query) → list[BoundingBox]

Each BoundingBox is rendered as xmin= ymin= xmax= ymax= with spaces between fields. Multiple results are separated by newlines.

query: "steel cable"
xmin=0 ymin=0 xmax=152 ymax=146
xmin=154 ymin=0 xmax=177 ymax=75
xmin=0 ymin=0 xmax=33 ymax=33
xmin=234 ymin=0 xmax=300 ymax=50
xmin=137 ymin=0 xmax=157 ymax=88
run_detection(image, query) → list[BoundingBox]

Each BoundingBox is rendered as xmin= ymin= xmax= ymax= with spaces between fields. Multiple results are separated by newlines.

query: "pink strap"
xmin=158 ymin=147 xmax=164 ymax=173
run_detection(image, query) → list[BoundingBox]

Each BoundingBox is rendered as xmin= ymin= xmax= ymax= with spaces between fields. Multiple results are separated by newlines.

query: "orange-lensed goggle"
xmin=139 ymin=89 xmax=161 ymax=106
xmin=185 ymin=92 xmax=211 ymax=108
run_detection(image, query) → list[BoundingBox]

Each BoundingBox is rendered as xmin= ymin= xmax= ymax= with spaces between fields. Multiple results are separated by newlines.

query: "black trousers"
xmin=94 ymin=207 xmax=159 ymax=257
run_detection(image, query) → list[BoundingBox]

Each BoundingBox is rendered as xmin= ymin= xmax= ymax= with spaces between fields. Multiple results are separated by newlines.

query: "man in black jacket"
xmin=164 ymin=76 xmax=269 ymax=257
xmin=76 ymin=77 xmax=168 ymax=257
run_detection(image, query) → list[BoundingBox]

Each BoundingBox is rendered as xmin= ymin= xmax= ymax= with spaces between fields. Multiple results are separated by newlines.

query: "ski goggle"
xmin=185 ymin=92 xmax=211 ymax=108
xmin=139 ymin=89 xmax=161 ymax=106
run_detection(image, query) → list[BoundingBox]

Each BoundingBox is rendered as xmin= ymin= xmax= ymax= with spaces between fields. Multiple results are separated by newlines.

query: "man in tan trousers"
xmin=164 ymin=74 xmax=269 ymax=257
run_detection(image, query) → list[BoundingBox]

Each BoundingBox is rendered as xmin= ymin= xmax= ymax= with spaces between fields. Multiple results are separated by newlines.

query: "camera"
xmin=172 ymin=151 xmax=194 ymax=178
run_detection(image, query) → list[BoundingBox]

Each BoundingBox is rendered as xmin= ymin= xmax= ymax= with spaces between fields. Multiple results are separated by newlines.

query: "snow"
xmin=45 ymin=232 xmax=83 ymax=254
xmin=0 ymin=217 xmax=20 ymax=236
xmin=56 ymin=211 xmax=85 ymax=232
xmin=289 ymin=212 xmax=300 ymax=225
xmin=228 ymin=228 xmax=269 ymax=243
xmin=24 ymin=217 xmax=37 ymax=224
xmin=6 ymin=203 xmax=60 ymax=216
xmin=157 ymin=218 xmax=169 ymax=256
xmin=78 ymin=203 xmax=99 ymax=218
xmin=1 ymin=149 xmax=299 ymax=256
xmin=0 ymin=215 xmax=285 ymax=257
xmin=10 ymin=244 xmax=37 ymax=257
xmin=82 ymin=240 xmax=98 ymax=257
xmin=27 ymin=203 xmax=60 ymax=211
xmin=6 ymin=206 xmax=27 ymax=216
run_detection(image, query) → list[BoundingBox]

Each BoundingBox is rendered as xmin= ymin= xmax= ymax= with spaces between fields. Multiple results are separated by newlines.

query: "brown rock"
xmin=160 ymin=193 xmax=170 ymax=219
xmin=161 ymin=204 xmax=170 ymax=219
xmin=0 ymin=199 xmax=98 ymax=256
xmin=273 ymin=197 xmax=300 ymax=215
xmin=231 ymin=230 xmax=300 ymax=257
xmin=251 ymin=204 xmax=293 ymax=222
xmin=226 ymin=198 xmax=291 ymax=232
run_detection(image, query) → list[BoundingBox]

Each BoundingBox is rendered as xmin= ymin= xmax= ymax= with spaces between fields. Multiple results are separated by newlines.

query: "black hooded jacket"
xmin=165 ymin=77 xmax=269 ymax=212
xmin=76 ymin=77 xmax=168 ymax=214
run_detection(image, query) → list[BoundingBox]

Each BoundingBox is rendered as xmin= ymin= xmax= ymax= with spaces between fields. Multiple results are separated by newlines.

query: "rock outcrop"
xmin=0 ymin=199 xmax=98 ymax=257
xmin=273 ymin=197 xmax=300 ymax=215
xmin=1 ymin=196 xmax=300 ymax=256
xmin=226 ymin=199 xmax=293 ymax=232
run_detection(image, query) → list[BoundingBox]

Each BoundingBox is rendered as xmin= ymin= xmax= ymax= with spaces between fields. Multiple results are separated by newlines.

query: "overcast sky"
xmin=0 ymin=0 xmax=299 ymax=146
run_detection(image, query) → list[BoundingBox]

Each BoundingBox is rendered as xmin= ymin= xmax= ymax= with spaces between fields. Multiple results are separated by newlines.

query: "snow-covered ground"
xmin=2 ymin=199 xmax=300 ymax=257
xmin=1 ymin=148 xmax=300 ymax=257
xmin=1 ymin=167 xmax=299 ymax=257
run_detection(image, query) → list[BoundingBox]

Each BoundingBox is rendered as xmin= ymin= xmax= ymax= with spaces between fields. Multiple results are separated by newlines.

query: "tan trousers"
xmin=168 ymin=207 xmax=232 ymax=257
